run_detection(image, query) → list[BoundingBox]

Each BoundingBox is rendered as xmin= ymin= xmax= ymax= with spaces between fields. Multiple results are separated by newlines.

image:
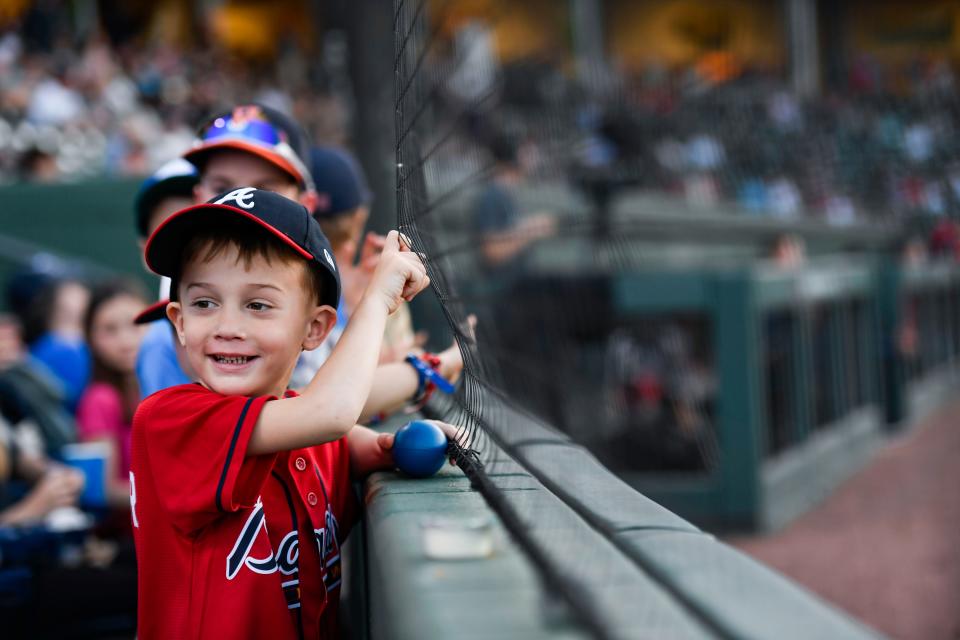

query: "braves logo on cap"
xmin=215 ymin=187 xmax=257 ymax=209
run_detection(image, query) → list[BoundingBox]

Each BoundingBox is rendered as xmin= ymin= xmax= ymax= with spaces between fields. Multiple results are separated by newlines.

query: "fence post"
xmin=713 ymin=269 xmax=764 ymax=528
xmin=878 ymin=260 xmax=905 ymax=428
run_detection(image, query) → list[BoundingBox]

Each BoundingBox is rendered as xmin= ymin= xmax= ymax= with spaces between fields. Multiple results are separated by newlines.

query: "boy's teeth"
xmin=217 ymin=356 xmax=249 ymax=365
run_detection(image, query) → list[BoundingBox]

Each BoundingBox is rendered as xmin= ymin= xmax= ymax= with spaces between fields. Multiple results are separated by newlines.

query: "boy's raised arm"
xmin=248 ymin=231 xmax=429 ymax=455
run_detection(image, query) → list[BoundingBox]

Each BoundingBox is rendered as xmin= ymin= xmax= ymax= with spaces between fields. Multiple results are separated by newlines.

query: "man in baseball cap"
xmin=186 ymin=103 xmax=317 ymax=205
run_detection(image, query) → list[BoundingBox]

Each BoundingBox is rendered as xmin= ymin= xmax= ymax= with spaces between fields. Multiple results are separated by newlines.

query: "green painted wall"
xmin=0 ymin=179 xmax=157 ymax=306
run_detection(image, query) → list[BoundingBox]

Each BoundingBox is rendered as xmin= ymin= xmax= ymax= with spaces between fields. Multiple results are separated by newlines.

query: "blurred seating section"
xmin=1 ymin=0 xmax=960 ymax=636
xmin=0 ymin=0 xmax=352 ymax=185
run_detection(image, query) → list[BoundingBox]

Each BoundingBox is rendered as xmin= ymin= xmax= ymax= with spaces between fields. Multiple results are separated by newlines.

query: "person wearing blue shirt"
xmin=130 ymin=159 xmax=198 ymax=398
xmin=135 ymin=318 xmax=190 ymax=399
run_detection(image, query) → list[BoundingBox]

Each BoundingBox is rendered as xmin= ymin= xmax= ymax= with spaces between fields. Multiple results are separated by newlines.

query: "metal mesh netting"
xmin=392 ymin=2 xmax=724 ymax=636
xmin=394 ymin=0 xmax=728 ymax=490
xmin=392 ymin=0 xmax=952 ymax=636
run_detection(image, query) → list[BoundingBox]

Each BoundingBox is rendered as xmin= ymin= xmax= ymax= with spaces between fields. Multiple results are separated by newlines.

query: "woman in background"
xmin=75 ymin=280 xmax=147 ymax=509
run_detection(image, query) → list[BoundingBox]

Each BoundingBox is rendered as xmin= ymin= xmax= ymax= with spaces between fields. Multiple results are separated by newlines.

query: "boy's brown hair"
xmin=176 ymin=220 xmax=326 ymax=306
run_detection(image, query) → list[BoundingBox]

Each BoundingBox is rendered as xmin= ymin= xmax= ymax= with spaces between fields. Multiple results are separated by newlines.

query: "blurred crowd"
xmin=427 ymin=19 xmax=960 ymax=225
xmin=7 ymin=4 xmax=960 ymax=231
xmin=607 ymin=58 xmax=960 ymax=224
xmin=0 ymin=14 xmax=348 ymax=184
xmin=0 ymin=261 xmax=145 ymax=635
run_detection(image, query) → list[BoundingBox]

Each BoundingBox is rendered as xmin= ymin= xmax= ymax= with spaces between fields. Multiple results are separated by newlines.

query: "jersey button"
xmin=307 ymin=492 xmax=318 ymax=506
xmin=294 ymin=457 xmax=307 ymax=472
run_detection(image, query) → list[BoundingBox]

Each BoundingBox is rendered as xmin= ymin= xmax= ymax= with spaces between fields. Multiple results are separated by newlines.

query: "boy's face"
xmin=167 ymin=245 xmax=336 ymax=398
xmin=195 ymin=150 xmax=301 ymax=204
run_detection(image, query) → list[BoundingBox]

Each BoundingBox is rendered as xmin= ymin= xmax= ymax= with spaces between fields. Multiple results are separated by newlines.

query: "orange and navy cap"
xmin=184 ymin=104 xmax=315 ymax=192
xmin=144 ymin=187 xmax=340 ymax=309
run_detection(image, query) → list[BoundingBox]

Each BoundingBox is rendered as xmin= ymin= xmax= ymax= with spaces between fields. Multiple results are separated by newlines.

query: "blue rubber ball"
xmin=393 ymin=420 xmax=448 ymax=478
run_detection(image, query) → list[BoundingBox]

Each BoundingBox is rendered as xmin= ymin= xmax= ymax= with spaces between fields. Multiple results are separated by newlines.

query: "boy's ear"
xmin=302 ymin=305 xmax=338 ymax=351
xmin=166 ymin=302 xmax=187 ymax=346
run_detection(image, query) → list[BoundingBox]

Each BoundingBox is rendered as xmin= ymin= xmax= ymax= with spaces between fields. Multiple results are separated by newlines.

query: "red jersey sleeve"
xmin=134 ymin=385 xmax=278 ymax=535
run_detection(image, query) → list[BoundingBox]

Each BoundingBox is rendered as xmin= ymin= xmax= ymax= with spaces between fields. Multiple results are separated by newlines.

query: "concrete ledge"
xmin=762 ymin=407 xmax=884 ymax=530
xmin=360 ymin=408 xmax=884 ymax=640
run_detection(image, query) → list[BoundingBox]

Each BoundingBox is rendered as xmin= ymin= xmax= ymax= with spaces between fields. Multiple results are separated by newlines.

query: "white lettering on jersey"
xmin=226 ymin=501 xmax=341 ymax=592
xmin=130 ymin=471 xmax=139 ymax=528
xmin=226 ymin=499 xmax=269 ymax=579
xmin=214 ymin=187 xmax=257 ymax=209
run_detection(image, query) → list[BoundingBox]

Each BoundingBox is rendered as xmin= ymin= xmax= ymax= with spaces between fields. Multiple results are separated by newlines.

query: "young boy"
xmin=163 ymin=104 xmax=461 ymax=418
xmin=135 ymin=104 xmax=316 ymax=397
xmin=132 ymin=187 xmax=439 ymax=639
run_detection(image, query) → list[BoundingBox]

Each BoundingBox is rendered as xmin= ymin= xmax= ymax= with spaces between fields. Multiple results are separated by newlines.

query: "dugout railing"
xmin=880 ymin=260 xmax=960 ymax=428
xmin=350 ymin=405 xmax=882 ymax=640
xmin=607 ymin=258 xmax=886 ymax=531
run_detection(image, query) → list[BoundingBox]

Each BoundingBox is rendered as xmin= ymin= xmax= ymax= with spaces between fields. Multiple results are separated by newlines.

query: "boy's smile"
xmin=168 ymin=244 xmax=334 ymax=398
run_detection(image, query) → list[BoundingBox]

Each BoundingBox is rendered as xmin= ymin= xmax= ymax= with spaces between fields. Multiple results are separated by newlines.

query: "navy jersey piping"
xmin=216 ymin=397 xmax=254 ymax=512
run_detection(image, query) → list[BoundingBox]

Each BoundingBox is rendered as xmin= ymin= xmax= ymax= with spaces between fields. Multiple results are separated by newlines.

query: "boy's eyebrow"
xmin=185 ymin=282 xmax=284 ymax=293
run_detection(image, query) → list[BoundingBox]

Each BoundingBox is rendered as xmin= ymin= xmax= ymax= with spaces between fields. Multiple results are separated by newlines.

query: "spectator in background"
xmin=76 ymin=280 xmax=148 ymax=509
xmin=928 ymin=217 xmax=960 ymax=261
xmin=0 ymin=311 xmax=76 ymax=456
xmin=0 ymin=313 xmax=83 ymax=521
xmin=301 ymin=146 xmax=422 ymax=373
xmin=769 ymin=233 xmax=807 ymax=269
xmin=293 ymin=145 xmax=464 ymax=409
xmin=132 ymin=159 xmax=198 ymax=398
xmin=23 ymin=278 xmax=91 ymax=413
xmin=471 ymin=133 xmax=555 ymax=285
xmin=0 ymin=444 xmax=83 ymax=527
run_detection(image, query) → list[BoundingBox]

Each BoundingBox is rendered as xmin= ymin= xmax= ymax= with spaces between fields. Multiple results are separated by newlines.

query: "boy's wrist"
xmin=355 ymin=290 xmax=393 ymax=318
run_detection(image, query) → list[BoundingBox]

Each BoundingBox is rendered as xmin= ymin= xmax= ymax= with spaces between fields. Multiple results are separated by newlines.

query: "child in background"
xmin=25 ymin=278 xmax=92 ymax=412
xmin=291 ymin=146 xmax=425 ymax=387
xmin=133 ymin=159 xmax=200 ymax=398
xmin=76 ymin=280 xmax=148 ymax=508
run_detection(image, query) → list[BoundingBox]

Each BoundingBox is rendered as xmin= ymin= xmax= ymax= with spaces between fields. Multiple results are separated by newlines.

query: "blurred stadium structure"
xmin=1 ymin=1 xmax=959 ymax=639
xmin=389 ymin=0 xmax=958 ymax=637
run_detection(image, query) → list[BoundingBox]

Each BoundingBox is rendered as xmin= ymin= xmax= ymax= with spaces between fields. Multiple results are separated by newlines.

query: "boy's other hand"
xmin=368 ymin=230 xmax=430 ymax=313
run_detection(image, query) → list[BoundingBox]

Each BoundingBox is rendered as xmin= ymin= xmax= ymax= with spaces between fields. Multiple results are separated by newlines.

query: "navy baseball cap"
xmin=184 ymin=104 xmax=315 ymax=191
xmin=134 ymin=158 xmax=199 ymax=238
xmin=310 ymin=146 xmax=373 ymax=218
xmin=145 ymin=187 xmax=340 ymax=309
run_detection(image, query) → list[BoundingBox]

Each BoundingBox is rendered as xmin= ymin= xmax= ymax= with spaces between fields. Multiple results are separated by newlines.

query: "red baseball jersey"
xmin=130 ymin=384 xmax=357 ymax=640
